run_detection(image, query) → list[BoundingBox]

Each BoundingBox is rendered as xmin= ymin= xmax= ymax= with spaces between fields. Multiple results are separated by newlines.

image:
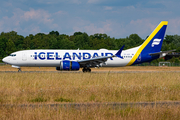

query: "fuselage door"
xmin=22 ymin=52 xmax=27 ymax=61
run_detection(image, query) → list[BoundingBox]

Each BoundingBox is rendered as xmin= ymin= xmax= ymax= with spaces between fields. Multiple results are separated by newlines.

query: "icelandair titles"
xmin=34 ymin=52 xmax=113 ymax=60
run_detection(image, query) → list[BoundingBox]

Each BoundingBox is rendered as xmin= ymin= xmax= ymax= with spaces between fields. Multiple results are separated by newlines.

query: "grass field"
xmin=1 ymin=106 xmax=180 ymax=120
xmin=0 ymin=65 xmax=180 ymax=119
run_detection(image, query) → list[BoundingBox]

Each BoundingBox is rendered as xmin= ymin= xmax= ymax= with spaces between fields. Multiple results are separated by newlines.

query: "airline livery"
xmin=2 ymin=21 xmax=173 ymax=72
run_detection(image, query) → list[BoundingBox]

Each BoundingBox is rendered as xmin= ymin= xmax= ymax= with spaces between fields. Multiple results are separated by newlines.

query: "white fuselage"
xmin=3 ymin=47 xmax=140 ymax=68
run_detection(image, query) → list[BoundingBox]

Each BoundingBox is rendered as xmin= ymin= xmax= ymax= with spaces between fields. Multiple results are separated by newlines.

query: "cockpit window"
xmin=9 ymin=54 xmax=16 ymax=57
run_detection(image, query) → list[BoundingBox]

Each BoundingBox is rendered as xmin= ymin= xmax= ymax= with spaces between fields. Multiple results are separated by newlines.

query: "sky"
xmin=0 ymin=0 xmax=180 ymax=39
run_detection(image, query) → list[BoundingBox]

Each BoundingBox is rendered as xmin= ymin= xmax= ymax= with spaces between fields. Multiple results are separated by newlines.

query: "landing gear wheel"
xmin=87 ymin=68 xmax=91 ymax=72
xmin=18 ymin=68 xmax=22 ymax=72
xmin=82 ymin=68 xmax=91 ymax=73
xmin=82 ymin=68 xmax=86 ymax=73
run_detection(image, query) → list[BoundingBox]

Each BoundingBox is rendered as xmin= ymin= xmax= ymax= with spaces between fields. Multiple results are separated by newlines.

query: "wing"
xmin=77 ymin=45 xmax=125 ymax=68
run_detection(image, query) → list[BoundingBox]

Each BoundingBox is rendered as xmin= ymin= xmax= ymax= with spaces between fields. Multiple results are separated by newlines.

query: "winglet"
xmin=115 ymin=45 xmax=125 ymax=59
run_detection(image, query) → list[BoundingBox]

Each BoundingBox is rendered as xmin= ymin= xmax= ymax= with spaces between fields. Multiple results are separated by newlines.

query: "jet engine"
xmin=56 ymin=61 xmax=80 ymax=71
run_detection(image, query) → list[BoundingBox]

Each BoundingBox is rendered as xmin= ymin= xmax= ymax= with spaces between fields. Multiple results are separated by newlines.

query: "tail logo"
xmin=152 ymin=39 xmax=161 ymax=47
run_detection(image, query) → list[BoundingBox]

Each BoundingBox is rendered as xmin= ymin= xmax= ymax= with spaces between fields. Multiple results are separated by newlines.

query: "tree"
xmin=73 ymin=32 xmax=83 ymax=36
xmin=0 ymin=37 xmax=8 ymax=57
xmin=172 ymin=35 xmax=180 ymax=52
xmin=6 ymin=39 xmax=16 ymax=55
xmin=74 ymin=34 xmax=83 ymax=48
xmin=164 ymin=35 xmax=174 ymax=44
xmin=128 ymin=34 xmax=143 ymax=45
xmin=49 ymin=31 xmax=59 ymax=36
xmin=57 ymin=38 xmax=75 ymax=49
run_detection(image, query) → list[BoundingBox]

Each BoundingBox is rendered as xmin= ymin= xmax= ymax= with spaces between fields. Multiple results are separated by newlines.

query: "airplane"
xmin=2 ymin=21 xmax=173 ymax=72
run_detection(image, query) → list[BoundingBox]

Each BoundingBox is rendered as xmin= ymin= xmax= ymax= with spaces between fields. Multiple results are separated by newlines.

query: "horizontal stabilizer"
xmin=149 ymin=49 xmax=176 ymax=56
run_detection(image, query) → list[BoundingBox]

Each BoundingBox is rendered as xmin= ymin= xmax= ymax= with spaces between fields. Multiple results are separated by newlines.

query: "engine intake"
xmin=56 ymin=61 xmax=80 ymax=71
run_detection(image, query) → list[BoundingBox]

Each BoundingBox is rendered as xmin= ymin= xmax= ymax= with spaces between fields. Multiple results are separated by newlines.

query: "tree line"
xmin=0 ymin=31 xmax=180 ymax=62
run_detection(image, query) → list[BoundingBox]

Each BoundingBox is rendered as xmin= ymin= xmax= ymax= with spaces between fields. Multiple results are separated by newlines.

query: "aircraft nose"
xmin=2 ymin=57 xmax=7 ymax=63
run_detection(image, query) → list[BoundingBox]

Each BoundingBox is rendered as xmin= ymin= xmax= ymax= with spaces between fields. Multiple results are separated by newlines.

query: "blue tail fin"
xmin=127 ymin=21 xmax=168 ymax=66
xmin=141 ymin=21 xmax=168 ymax=53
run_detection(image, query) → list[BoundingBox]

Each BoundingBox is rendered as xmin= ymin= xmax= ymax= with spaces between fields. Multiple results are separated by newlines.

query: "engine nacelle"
xmin=56 ymin=61 xmax=80 ymax=71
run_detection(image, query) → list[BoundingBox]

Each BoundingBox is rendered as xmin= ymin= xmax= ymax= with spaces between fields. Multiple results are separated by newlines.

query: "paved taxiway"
xmin=1 ymin=101 xmax=180 ymax=109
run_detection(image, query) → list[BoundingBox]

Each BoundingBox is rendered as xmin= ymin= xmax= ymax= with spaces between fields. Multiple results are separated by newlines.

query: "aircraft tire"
xmin=82 ymin=68 xmax=91 ymax=73
xmin=87 ymin=68 xmax=91 ymax=72
xmin=18 ymin=69 xmax=22 ymax=72
xmin=82 ymin=68 xmax=87 ymax=73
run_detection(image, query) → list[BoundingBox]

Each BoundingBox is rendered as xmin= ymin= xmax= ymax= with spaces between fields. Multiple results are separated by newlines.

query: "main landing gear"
xmin=82 ymin=67 xmax=91 ymax=73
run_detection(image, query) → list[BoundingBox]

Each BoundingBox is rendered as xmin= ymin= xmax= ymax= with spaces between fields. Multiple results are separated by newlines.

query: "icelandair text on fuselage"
xmin=34 ymin=52 xmax=113 ymax=60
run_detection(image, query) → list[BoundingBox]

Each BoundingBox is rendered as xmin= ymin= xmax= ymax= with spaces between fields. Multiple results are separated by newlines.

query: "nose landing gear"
xmin=18 ymin=68 xmax=22 ymax=72
xmin=12 ymin=65 xmax=22 ymax=72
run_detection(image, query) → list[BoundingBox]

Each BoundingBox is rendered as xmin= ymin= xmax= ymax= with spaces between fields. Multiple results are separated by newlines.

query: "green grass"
xmin=54 ymin=97 xmax=73 ymax=102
